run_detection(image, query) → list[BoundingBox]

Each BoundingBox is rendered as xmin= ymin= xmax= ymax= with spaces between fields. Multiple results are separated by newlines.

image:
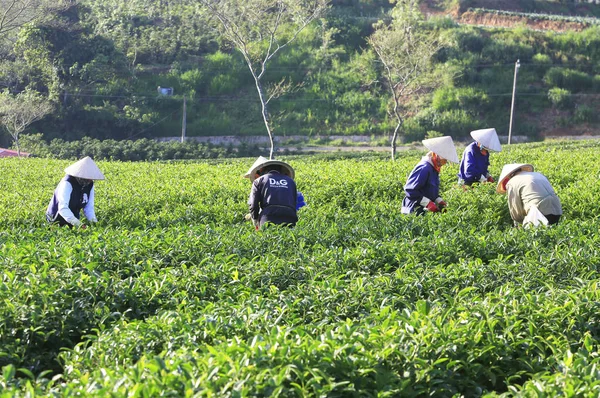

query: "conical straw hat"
xmin=64 ymin=156 xmax=105 ymax=180
xmin=243 ymin=156 xmax=295 ymax=182
xmin=422 ymin=136 xmax=459 ymax=163
xmin=471 ymin=128 xmax=502 ymax=152
xmin=496 ymin=163 xmax=534 ymax=193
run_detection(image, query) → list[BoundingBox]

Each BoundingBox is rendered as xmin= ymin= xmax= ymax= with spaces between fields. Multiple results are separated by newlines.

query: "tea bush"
xmin=1 ymin=140 xmax=600 ymax=396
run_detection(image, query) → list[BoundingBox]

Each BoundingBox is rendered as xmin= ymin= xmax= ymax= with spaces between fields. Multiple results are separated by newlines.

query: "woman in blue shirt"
xmin=458 ymin=128 xmax=502 ymax=186
xmin=402 ymin=136 xmax=459 ymax=215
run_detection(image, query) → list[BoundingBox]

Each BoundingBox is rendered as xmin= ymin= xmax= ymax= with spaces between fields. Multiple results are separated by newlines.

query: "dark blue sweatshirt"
xmin=401 ymin=158 xmax=440 ymax=215
xmin=248 ymin=171 xmax=298 ymax=226
xmin=458 ymin=142 xmax=490 ymax=184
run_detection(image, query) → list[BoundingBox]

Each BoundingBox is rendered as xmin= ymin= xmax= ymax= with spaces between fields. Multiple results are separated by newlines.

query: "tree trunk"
xmin=390 ymin=94 xmax=403 ymax=161
xmin=15 ymin=135 xmax=21 ymax=157
xmin=390 ymin=121 xmax=401 ymax=161
xmin=253 ymin=77 xmax=275 ymax=159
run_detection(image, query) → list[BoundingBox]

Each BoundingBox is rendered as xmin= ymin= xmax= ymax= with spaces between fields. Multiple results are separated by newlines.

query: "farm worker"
xmin=458 ymin=128 xmax=502 ymax=185
xmin=496 ymin=163 xmax=562 ymax=227
xmin=401 ymin=136 xmax=459 ymax=215
xmin=244 ymin=156 xmax=298 ymax=229
xmin=46 ymin=156 xmax=105 ymax=228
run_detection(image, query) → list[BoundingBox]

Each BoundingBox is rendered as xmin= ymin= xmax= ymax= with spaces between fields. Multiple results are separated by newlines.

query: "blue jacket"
xmin=248 ymin=171 xmax=298 ymax=226
xmin=458 ymin=142 xmax=489 ymax=184
xmin=402 ymin=158 xmax=440 ymax=215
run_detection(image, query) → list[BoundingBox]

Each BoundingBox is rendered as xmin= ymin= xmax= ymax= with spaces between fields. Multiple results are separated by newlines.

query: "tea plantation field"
xmin=1 ymin=140 xmax=600 ymax=396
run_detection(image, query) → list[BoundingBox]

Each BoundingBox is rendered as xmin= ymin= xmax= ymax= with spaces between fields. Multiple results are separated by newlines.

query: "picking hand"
xmin=425 ymin=201 xmax=439 ymax=213
xmin=487 ymin=176 xmax=495 ymax=183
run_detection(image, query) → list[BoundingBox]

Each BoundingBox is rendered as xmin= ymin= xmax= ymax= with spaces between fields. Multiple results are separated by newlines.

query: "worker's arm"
xmin=82 ymin=185 xmax=97 ymax=222
xmin=248 ymin=179 xmax=262 ymax=222
xmin=56 ymin=180 xmax=83 ymax=227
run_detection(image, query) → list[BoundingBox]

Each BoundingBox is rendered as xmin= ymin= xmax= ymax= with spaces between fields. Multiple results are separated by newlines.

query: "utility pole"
xmin=181 ymin=95 xmax=187 ymax=143
xmin=508 ymin=59 xmax=520 ymax=145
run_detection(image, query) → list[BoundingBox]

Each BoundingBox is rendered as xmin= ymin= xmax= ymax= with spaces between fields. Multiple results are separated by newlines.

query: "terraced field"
xmin=1 ymin=140 xmax=600 ymax=395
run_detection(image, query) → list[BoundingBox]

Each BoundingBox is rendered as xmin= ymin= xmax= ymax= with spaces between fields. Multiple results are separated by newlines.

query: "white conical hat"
xmin=471 ymin=128 xmax=502 ymax=152
xmin=496 ymin=163 xmax=534 ymax=193
xmin=422 ymin=136 xmax=459 ymax=163
xmin=64 ymin=156 xmax=105 ymax=180
xmin=243 ymin=156 xmax=295 ymax=182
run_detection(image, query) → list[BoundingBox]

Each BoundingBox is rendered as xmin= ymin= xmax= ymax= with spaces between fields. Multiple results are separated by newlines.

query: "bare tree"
xmin=368 ymin=0 xmax=448 ymax=160
xmin=199 ymin=0 xmax=330 ymax=159
xmin=0 ymin=89 xmax=53 ymax=156
xmin=0 ymin=0 xmax=74 ymax=39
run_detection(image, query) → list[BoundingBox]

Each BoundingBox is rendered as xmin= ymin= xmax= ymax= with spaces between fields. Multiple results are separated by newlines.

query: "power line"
xmin=49 ymin=61 xmax=600 ymax=72
xmin=129 ymin=109 xmax=180 ymax=139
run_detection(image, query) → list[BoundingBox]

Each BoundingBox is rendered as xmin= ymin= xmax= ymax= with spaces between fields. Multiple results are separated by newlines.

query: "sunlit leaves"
xmin=1 ymin=140 xmax=600 ymax=395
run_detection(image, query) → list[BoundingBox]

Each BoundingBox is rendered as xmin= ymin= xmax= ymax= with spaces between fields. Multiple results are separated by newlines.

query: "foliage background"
xmin=0 ymin=0 xmax=599 ymax=149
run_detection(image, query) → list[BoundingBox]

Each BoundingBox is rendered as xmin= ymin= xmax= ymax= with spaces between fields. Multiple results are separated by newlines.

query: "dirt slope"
xmin=420 ymin=0 xmax=597 ymax=32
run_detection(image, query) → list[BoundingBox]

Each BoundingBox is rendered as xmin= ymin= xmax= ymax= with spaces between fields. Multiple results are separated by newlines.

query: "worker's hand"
xmin=437 ymin=200 xmax=447 ymax=210
xmin=487 ymin=176 xmax=495 ymax=183
xmin=252 ymin=219 xmax=260 ymax=229
xmin=79 ymin=224 xmax=87 ymax=230
xmin=425 ymin=201 xmax=439 ymax=213
xmin=244 ymin=213 xmax=252 ymax=221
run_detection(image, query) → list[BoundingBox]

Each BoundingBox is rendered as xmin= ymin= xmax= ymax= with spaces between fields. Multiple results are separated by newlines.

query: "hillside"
xmin=0 ymin=0 xmax=599 ymax=153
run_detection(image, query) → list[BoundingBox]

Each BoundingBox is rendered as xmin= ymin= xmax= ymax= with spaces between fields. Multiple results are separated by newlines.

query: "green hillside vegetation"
xmin=1 ymin=140 xmax=600 ymax=395
xmin=0 ymin=0 xmax=599 ymax=152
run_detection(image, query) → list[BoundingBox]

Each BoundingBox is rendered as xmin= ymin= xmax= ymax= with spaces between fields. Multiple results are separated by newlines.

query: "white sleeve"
xmin=83 ymin=185 xmax=97 ymax=222
xmin=419 ymin=197 xmax=432 ymax=206
xmin=56 ymin=180 xmax=82 ymax=227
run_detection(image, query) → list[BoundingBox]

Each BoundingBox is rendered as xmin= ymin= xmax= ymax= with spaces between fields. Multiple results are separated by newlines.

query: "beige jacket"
xmin=506 ymin=171 xmax=562 ymax=224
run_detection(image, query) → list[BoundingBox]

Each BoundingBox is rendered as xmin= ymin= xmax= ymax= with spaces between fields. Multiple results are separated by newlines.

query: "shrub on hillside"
xmin=431 ymin=87 xmax=490 ymax=112
xmin=455 ymin=29 xmax=487 ymax=53
xmin=425 ymin=130 xmax=443 ymax=139
xmin=178 ymin=69 xmax=203 ymax=98
xmin=544 ymin=67 xmax=564 ymax=87
xmin=543 ymin=67 xmax=592 ymax=92
xmin=532 ymin=53 xmax=552 ymax=65
xmin=548 ymin=87 xmax=573 ymax=109
xmin=408 ymin=108 xmax=478 ymax=138
xmin=481 ymin=41 xmax=534 ymax=64
xmin=402 ymin=118 xmax=427 ymax=143
xmin=574 ymin=105 xmax=597 ymax=123
xmin=593 ymin=75 xmax=600 ymax=91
